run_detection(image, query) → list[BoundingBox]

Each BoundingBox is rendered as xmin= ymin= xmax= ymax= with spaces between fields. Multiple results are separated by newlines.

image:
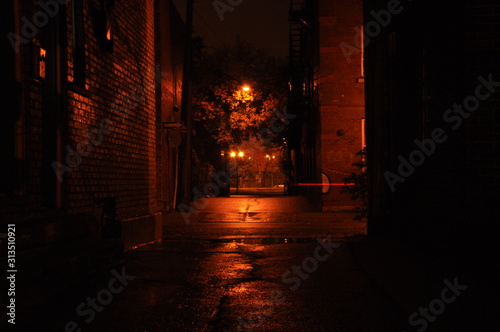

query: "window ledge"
xmin=68 ymin=82 xmax=92 ymax=97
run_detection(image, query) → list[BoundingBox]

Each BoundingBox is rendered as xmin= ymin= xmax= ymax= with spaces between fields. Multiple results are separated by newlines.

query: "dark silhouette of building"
xmin=288 ymin=0 xmax=320 ymax=201
xmin=363 ymin=0 xmax=500 ymax=263
xmin=0 ymin=0 xmax=184 ymax=319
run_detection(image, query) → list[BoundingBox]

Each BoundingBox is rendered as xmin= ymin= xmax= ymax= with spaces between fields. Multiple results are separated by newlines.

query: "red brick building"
xmin=318 ymin=0 xmax=365 ymax=210
xmin=288 ymin=0 xmax=365 ymax=210
xmin=0 ymin=0 xmax=184 ymax=316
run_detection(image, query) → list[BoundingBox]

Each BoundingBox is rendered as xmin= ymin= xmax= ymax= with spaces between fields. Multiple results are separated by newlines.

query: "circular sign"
xmin=321 ymin=172 xmax=331 ymax=194
xmin=168 ymin=130 xmax=183 ymax=148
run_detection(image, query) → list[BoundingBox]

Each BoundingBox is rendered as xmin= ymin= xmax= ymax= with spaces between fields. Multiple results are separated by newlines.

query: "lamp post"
xmin=230 ymin=151 xmax=244 ymax=195
xmin=264 ymin=154 xmax=275 ymax=187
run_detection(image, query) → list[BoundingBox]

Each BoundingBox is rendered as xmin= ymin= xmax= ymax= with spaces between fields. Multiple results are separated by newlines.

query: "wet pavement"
xmin=18 ymin=196 xmax=498 ymax=331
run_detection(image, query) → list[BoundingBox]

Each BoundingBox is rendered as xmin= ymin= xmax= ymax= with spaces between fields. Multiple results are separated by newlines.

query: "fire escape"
xmin=287 ymin=0 xmax=319 ymax=197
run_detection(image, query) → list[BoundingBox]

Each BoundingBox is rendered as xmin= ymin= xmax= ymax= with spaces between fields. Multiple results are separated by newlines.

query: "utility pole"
xmin=180 ymin=0 xmax=194 ymax=206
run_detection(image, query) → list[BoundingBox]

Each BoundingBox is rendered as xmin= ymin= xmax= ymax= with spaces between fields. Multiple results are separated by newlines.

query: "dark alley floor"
xmin=17 ymin=196 xmax=498 ymax=331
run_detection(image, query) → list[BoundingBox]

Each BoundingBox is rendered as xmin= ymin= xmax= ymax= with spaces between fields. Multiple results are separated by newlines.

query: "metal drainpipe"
xmin=180 ymin=0 xmax=194 ymax=206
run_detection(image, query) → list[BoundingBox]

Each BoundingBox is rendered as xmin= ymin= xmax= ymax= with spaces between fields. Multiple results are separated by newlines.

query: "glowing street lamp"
xmin=264 ymin=154 xmax=275 ymax=187
xmin=230 ymin=151 xmax=245 ymax=194
xmin=242 ymin=85 xmax=251 ymax=92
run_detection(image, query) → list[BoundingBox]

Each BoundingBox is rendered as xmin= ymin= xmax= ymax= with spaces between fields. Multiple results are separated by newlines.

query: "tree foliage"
xmin=192 ymin=38 xmax=288 ymax=149
xmin=229 ymin=136 xmax=284 ymax=178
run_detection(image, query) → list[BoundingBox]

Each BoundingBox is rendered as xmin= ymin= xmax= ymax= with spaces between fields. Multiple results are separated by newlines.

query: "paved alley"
xmin=21 ymin=196 xmax=498 ymax=331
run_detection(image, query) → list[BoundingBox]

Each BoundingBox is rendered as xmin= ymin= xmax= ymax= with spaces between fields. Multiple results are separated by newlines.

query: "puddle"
xmin=207 ymin=237 xmax=319 ymax=245
xmin=199 ymin=212 xmax=294 ymax=223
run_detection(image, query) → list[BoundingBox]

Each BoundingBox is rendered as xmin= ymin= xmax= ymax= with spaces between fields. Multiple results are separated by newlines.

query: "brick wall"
xmin=0 ymin=0 xmax=168 ymax=222
xmin=0 ymin=0 xmax=183 ymax=319
xmin=318 ymin=0 xmax=365 ymax=209
xmin=64 ymin=0 xmax=157 ymax=220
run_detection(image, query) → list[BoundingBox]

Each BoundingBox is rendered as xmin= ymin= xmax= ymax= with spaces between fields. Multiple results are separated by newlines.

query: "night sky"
xmin=172 ymin=0 xmax=290 ymax=57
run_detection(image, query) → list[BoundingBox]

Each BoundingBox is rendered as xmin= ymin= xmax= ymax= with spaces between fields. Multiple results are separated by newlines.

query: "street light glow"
xmin=230 ymin=152 xmax=236 ymax=157
xmin=238 ymin=151 xmax=244 ymax=157
xmin=242 ymin=85 xmax=250 ymax=92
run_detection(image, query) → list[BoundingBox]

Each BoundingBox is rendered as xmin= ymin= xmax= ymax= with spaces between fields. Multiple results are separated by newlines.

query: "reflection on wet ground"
xmin=45 ymin=196 xmax=492 ymax=332
xmin=207 ymin=237 xmax=321 ymax=244
xmin=199 ymin=212 xmax=298 ymax=223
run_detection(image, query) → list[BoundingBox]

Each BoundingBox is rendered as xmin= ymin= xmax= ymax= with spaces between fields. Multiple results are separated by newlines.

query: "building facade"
xmin=318 ymin=0 xmax=365 ymax=210
xmin=288 ymin=0 xmax=365 ymax=210
xmin=0 ymin=0 xmax=184 ymax=317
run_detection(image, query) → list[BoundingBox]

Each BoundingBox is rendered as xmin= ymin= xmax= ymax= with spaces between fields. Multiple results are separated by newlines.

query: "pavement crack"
xmin=207 ymin=295 xmax=233 ymax=331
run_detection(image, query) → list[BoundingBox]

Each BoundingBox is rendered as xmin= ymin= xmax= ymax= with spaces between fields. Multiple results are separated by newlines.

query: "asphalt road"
xmin=80 ymin=197 xmax=407 ymax=331
xmin=22 ymin=196 xmax=496 ymax=331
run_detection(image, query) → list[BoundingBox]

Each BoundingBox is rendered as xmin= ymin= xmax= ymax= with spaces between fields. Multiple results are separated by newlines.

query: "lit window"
xmin=39 ymin=47 xmax=46 ymax=79
xmin=360 ymin=25 xmax=365 ymax=77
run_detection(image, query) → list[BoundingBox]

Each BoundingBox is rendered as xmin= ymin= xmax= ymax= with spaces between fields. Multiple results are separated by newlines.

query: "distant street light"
xmin=242 ymin=85 xmax=251 ymax=92
xmin=264 ymin=154 xmax=275 ymax=187
xmin=230 ymin=151 xmax=244 ymax=194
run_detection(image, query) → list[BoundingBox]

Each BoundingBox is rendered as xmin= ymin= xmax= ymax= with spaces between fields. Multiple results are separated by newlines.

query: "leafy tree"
xmin=228 ymin=136 xmax=285 ymax=186
xmin=191 ymin=38 xmax=288 ymax=176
